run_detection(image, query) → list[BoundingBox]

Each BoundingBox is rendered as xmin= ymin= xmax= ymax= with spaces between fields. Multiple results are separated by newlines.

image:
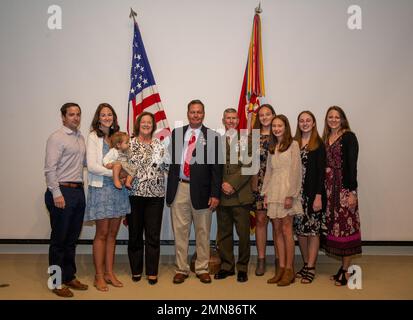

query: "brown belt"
xmin=59 ymin=182 xmax=84 ymax=189
xmin=179 ymin=179 xmax=190 ymax=184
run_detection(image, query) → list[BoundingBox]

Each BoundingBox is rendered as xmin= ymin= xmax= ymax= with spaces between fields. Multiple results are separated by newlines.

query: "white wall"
xmin=0 ymin=0 xmax=412 ymax=241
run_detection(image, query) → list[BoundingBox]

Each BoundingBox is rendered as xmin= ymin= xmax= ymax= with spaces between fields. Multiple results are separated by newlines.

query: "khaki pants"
xmin=171 ymin=182 xmax=212 ymax=275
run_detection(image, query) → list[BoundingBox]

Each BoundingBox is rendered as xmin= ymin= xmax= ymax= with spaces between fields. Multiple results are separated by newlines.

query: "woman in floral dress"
xmin=293 ymin=111 xmax=326 ymax=284
xmin=322 ymin=106 xmax=361 ymax=286
xmin=251 ymin=104 xmax=276 ymax=276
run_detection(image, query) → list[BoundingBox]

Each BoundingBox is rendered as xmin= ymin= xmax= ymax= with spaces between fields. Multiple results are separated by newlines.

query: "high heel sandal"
xmin=301 ymin=267 xmax=315 ymax=284
xmin=334 ymin=269 xmax=348 ymax=286
xmin=330 ymin=266 xmax=344 ymax=281
xmin=334 ymin=269 xmax=355 ymax=287
xmin=94 ymin=274 xmax=109 ymax=292
xmin=295 ymin=263 xmax=308 ymax=279
xmin=104 ymin=273 xmax=123 ymax=287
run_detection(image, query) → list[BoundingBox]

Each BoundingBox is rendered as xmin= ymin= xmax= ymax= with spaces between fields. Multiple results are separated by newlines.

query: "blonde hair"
xmin=110 ymin=131 xmax=129 ymax=149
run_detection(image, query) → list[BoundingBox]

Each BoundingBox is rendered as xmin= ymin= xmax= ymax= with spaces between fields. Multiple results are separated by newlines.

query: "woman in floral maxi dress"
xmin=322 ymin=106 xmax=361 ymax=286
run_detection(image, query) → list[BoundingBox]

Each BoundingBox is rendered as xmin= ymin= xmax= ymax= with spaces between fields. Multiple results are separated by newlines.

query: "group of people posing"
xmin=44 ymin=99 xmax=361 ymax=297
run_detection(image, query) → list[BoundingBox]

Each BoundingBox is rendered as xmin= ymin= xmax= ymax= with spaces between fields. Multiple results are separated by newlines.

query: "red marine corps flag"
xmin=237 ymin=5 xmax=266 ymax=234
xmin=127 ymin=9 xmax=170 ymax=140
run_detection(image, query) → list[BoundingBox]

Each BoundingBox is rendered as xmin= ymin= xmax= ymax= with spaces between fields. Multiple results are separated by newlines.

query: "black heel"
xmin=132 ymin=275 xmax=142 ymax=282
xmin=301 ymin=267 xmax=315 ymax=284
xmin=330 ymin=266 xmax=344 ymax=281
xmin=334 ymin=269 xmax=348 ymax=286
xmin=295 ymin=263 xmax=308 ymax=279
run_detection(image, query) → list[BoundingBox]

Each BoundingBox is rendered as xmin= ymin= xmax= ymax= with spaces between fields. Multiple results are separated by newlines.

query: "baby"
xmin=103 ymin=131 xmax=136 ymax=189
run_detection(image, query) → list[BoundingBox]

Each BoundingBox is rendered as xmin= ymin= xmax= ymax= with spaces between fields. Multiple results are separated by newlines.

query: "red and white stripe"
xmin=127 ymin=85 xmax=170 ymax=139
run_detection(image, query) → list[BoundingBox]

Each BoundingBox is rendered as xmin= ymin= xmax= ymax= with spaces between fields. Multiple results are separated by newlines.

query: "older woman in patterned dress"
xmin=322 ymin=106 xmax=361 ymax=286
xmin=126 ymin=112 xmax=168 ymax=285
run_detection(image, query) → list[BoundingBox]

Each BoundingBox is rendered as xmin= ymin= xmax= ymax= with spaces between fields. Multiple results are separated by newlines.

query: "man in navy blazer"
xmin=166 ymin=99 xmax=222 ymax=284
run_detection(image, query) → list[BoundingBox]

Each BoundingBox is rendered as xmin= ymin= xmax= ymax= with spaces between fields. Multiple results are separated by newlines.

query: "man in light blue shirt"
xmin=44 ymin=102 xmax=88 ymax=297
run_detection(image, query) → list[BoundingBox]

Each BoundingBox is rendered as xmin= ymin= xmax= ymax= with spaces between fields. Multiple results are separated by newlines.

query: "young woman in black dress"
xmin=293 ymin=111 xmax=326 ymax=284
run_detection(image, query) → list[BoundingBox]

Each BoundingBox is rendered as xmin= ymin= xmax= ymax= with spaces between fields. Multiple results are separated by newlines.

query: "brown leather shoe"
xmin=196 ymin=273 xmax=212 ymax=284
xmin=267 ymin=267 xmax=285 ymax=284
xmin=277 ymin=268 xmax=295 ymax=286
xmin=52 ymin=287 xmax=74 ymax=298
xmin=173 ymin=273 xmax=189 ymax=284
xmin=64 ymin=278 xmax=88 ymax=290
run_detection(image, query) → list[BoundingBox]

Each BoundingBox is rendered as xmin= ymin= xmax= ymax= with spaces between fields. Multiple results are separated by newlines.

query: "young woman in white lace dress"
xmin=262 ymin=115 xmax=303 ymax=286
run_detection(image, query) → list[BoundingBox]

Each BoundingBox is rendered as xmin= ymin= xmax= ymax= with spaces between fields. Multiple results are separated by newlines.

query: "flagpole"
xmin=129 ymin=7 xmax=137 ymax=23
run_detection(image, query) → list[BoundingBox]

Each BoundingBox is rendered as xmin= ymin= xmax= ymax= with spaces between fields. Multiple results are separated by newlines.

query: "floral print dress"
xmin=322 ymin=136 xmax=362 ymax=256
xmin=252 ymin=134 xmax=270 ymax=211
xmin=294 ymin=146 xmax=324 ymax=236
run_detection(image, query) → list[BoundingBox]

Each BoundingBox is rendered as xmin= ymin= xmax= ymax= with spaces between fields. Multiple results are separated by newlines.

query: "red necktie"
xmin=183 ymin=131 xmax=196 ymax=178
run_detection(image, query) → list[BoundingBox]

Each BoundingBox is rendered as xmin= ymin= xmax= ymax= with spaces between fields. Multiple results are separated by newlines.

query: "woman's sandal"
xmin=94 ymin=274 xmax=109 ymax=292
xmin=295 ymin=263 xmax=308 ymax=279
xmin=334 ymin=269 xmax=356 ymax=287
xmin=330 ymin=266 xmax=344 ymax=281
xmin=334 ymin=269 xmax=349 ymax=286
xmin=301 ymin=267 xmax=315 ymax=284
xmin=104 ymin=273 xmax=123 ymax=287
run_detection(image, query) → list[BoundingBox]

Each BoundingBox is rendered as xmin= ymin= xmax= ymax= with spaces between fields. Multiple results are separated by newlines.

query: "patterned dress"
xmin=323 ymin=136 xmax=362 ymax=256
xmin=294 ymin=146 xmax=325 ymax=236
xmin=84 ymin=141 xmax=131 ymax=221
xmin=128 ymin=138 xmax=168 ymax=197
xmin=252 ymin=134 xmax=270 ymax=211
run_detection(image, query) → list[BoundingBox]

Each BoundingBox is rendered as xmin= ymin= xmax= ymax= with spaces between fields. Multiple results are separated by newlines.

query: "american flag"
xmin=127 ymin=20 xmax=170 ymax=139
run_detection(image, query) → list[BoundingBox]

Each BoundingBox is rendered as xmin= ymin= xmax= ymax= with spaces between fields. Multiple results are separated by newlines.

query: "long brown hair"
xmin=90 ymin=103 xmax=120 ymax=137
xmin=322 ymin=106 xmax=351 ymax=143
xmin=294 ymin=110 xmax=322 ymax=151
xmin=133 ymin=112 xmax=157 ymax=138
xmin=253 ymin=104 xmax=276 ymax=130
xmin=269 ymin=114 xmax=293 ymax=154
